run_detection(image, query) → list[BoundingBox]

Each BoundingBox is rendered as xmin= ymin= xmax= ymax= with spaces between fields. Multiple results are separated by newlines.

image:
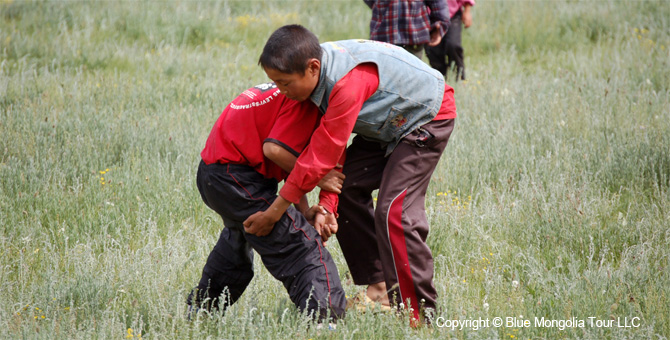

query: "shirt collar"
xmin=309 ymin=47 xmax=328 ymax=111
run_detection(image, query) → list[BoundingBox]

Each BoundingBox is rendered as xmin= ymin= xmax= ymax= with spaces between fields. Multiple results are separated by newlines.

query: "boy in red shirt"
xmin=189 ymin=82 xmax=346 ymax=321
xmin=247 ymin=25 xmax=457 ymax=325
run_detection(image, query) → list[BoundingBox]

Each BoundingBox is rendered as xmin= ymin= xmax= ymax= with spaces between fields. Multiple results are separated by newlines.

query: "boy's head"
xmin=259 ymin=25 xmax=322 ymax=102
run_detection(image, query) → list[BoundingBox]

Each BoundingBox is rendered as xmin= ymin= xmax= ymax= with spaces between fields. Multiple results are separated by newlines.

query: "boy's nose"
xmin=277 ymin=87 xmax=289 ymax=97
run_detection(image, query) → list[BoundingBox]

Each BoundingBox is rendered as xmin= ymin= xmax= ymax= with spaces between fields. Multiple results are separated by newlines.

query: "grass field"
xmin=1 ymin=0 xmax=669 ymax=339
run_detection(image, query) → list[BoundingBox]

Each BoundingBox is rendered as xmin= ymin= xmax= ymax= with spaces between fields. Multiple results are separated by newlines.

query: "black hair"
xmin=258 ymin=24 xmax=322 ymax=75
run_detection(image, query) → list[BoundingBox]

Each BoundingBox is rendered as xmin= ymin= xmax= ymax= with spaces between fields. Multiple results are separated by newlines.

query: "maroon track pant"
xmin=336 ymin=119 xmax=455 ymax=321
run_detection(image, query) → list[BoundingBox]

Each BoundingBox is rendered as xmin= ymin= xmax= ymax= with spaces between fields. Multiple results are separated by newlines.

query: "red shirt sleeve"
xmin=433 ymin=84 xmax=457 ymax=120
xmin=265 ymin=98 xmax=321 ymax=157
xmin=316 ymin=151 xmax=347 ymax=214
xmin=318 ymin=190 xmax=339 ymax=215
xmin=279 ymin=63 xmax=380 ymax=206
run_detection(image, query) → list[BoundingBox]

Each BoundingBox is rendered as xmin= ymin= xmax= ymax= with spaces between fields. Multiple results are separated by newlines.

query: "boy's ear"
xmin=307 ymin=58 xmax=321 ymax=76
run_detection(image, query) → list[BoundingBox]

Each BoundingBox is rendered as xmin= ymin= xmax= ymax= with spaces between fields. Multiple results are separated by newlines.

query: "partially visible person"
xmin=364 ymin=0 xmax=450 ymax=59
xmin=426 ymin=0 xmax=475 ymax=80
xmin=187 ymin=82 xmax=346 ymax=322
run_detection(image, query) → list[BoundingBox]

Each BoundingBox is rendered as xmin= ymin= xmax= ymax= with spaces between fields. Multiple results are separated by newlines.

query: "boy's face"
xmin=264 ymin=59 xmax=320 ymax=102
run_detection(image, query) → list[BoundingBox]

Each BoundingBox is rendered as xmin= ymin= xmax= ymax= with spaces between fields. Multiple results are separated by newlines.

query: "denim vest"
xmin=310 ymin=39 xmax=445 ymax=155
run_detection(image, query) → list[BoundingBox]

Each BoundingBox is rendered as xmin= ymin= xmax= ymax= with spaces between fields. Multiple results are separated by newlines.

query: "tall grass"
xmin=1 ymin=0 xmax=669 ymax=339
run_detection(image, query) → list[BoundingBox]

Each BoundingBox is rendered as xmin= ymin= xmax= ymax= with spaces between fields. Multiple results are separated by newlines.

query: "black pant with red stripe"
xmin=336 ymin=119 xmax=455 ymax=322
xmin=189 ymin=161 xmax=346 ymax=321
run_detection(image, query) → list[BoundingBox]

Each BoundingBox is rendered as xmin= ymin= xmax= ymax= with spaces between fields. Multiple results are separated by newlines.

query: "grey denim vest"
xmin=310 ymin=39 xmax=445 ymax=155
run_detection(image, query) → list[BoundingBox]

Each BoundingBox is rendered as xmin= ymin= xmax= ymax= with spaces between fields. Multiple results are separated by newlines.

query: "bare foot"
xmin=366 ymin=282 xmax=390 ymax=306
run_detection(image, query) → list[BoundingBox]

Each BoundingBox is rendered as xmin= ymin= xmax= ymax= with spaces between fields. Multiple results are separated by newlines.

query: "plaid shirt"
xmin=364 ymin=0 xmax=450 ymax=46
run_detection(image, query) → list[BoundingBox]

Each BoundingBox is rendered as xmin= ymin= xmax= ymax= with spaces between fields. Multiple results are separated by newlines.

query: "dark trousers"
xmin=190 ymin=161 xmax=346 ymax=320
xmin=426 ymin=11 xmax=465 ymax=80
xmin=336 ymin=119 xmax=455 ymax=321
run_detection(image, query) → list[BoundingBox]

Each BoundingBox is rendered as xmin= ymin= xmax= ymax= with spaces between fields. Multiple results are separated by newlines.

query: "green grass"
xmin=1 ymin=0 xmax=669 ymax=339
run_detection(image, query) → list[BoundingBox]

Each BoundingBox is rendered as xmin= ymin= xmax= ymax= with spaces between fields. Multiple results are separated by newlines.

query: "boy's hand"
xmin=305 ymin=205 xmax=338 ymax=245
xmin=313 ymin=212 xmax=328 ymax=244
xmin=317 ymin=169 xmax=345 ymax=193
xmin=428 ymin=23 xmax=443 ymax=46
xmin=243 ymin=197 xmax=291 ymax=237
xmin=462 ymin=5 xmax=473 ymax=28
xmin=319 ymin=213 xmax=338 ymax=244
xmin=304 ymin=204 xmax=326 ymax=225
xmin=243 ymin=211 xmax=278 ymax=236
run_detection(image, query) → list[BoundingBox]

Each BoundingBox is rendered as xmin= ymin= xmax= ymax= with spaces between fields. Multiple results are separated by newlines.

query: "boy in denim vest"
xmin=244 ymin=25 xmax=458 ymax=325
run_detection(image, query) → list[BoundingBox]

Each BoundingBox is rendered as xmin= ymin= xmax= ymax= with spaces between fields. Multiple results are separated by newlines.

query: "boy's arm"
xmin=316 ymin=151 xmax=346 ymax=215
xmin=263 ymin=141 xmax=345 ymax=195
xmin=426 ymin=0 xmax=450 ymax=46
xmin=262 ymin=141 xmax=297 ymax=174
xmin=263 ymin=141 xmax=343 ymax=215
xmin=462 ymin=4 xmax=473 ymax=28
xmin=244 ymin=197 xmax=292 ymax=236
xmin=244 ymin=65 xmax=379 ymax=236
xmin=244 ymin=156 xmax=345 ymax=237
xmin=296 ymin=195 xmax=309 ymax=216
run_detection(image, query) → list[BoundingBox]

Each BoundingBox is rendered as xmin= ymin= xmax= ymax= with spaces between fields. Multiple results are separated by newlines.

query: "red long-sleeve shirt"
xmin=279 ymin=63 xmax=457 ymax=206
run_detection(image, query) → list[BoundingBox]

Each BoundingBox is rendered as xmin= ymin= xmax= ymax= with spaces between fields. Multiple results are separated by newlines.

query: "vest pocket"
xmin=377 ymin=107 xmax=410 ymax=140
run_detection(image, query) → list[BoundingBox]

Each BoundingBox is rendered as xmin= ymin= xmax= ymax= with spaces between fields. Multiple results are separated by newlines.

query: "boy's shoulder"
xmin=227 ymin=83 xmax=286 ymax=112
xmin=234 ymin=82 xmax=281 ymax=105
xmin=226 ymin=82 xmax=314 ymax=125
